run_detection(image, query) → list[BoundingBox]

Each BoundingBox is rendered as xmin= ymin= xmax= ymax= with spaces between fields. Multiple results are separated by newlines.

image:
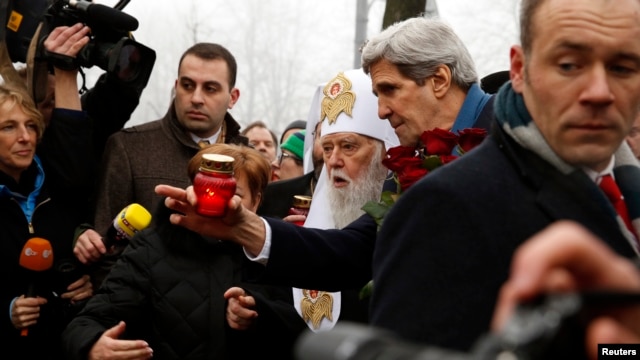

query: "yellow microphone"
xmin=103 ymin=203 xmax=152 ymax=248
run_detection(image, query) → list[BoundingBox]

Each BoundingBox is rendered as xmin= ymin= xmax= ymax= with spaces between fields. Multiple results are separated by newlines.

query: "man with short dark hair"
xmin=75 ymin=43 xmax=248 ymax=288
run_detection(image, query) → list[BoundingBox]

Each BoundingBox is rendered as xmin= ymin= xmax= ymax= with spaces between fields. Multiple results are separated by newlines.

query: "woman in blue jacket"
xmin=0 ymin=85 xmax=93 ymax=359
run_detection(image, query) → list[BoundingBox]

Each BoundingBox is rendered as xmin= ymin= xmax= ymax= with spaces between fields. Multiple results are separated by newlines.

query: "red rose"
xmin=457 ymin=128 xmax=487 ymax=153
xmin=385 ymin=146 xmax=416 ymax=161
xmin=383 ymin=146 xmax=419 ymax=172
xmin=439 ymin=155 xmax=458 ymax=165
xmin=397 ymin=166 xmax=428 ymax=192
xmin=421 ymin=128 xmax=459 ymax=155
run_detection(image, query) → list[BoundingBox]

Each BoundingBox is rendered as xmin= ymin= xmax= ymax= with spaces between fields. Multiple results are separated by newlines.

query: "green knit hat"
xmin=280 ymin=130 xmax=305 ymax=160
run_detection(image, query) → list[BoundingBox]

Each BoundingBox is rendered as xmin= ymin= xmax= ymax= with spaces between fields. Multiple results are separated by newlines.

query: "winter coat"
xmin=62 ymin=203 xmax=307 ymax=360
xmin=1 ymin=157 xmax=87 ymax=360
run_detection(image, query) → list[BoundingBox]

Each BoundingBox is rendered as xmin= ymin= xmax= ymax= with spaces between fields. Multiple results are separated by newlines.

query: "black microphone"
xmin=68 ymin=0 xmax=139 ymax=33
xmin=53 ymin=258 xmax=84 ymax=298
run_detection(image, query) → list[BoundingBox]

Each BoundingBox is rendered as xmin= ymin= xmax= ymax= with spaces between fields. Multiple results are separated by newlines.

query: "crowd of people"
xmin=2 ymin=0 xmax=640 ymax=359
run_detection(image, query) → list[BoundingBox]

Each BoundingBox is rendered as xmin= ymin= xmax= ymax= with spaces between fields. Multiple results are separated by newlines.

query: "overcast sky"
xmin=90 ymin=0 xmax=519 ymax=132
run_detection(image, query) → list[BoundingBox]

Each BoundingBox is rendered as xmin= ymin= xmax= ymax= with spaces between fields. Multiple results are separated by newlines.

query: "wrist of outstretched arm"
xmin=240 ymin=217 xmax=270 ymax=265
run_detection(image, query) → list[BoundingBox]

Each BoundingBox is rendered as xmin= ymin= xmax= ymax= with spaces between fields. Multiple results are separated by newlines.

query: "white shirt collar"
xmin=189 ymin=127 xmax=222 ymax=145
xmin=582 ymin=156 xmax=615 ymax=183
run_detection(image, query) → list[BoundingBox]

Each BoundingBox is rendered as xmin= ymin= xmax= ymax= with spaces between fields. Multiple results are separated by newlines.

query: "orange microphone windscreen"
xmin=19 ymin=237 xmax=54 ymax=272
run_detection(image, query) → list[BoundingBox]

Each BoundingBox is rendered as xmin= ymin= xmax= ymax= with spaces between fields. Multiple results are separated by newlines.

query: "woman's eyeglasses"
xmin=278 ymin=152 xmax=302 ymax=165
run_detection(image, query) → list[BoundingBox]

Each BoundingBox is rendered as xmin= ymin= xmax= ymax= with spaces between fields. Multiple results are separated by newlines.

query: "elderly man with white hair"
xmin=291 ymin=68 xmax=399 ymax=332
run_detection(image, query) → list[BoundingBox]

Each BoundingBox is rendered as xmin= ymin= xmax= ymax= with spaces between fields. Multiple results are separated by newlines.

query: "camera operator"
xmin=18 ymin=21 xmax=147 ymax=221
xmin=10 ymin=0 xmax=149 ymax=164
xmin=18 ymin=61 xmax=140 ymax=162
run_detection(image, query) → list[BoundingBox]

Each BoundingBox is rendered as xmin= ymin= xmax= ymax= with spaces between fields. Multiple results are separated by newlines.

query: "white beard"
xmin=326 ymin=148 xmax=388 ymax=229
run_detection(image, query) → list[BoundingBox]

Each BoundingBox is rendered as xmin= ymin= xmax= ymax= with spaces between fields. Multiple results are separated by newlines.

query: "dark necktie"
xmin=198 ymin=139 xmax=210 ymax=149
xmin=599 ymin=174 xmax=636 ymax=238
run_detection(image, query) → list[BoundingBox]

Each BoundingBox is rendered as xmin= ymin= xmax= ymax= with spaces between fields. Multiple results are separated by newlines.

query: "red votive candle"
xmin=193 ymin=154 xmax=236 ymax=217
xmin=288 ymin=195 xmax=312 ymax=226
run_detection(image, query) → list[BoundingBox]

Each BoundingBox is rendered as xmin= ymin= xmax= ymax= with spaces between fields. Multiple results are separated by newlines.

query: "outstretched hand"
xmin=155 ymin=184 xmax=267 ymax=256
xmin=155 ymin=184 xmax=242 ymax=234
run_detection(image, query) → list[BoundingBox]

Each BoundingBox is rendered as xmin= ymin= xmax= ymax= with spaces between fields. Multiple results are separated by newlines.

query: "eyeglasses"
xmin=278 ymin=152 xmax=302 ymax=165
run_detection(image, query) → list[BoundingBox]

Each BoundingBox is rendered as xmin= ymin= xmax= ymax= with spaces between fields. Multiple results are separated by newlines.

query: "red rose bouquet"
xmin=362 ymin=127 xmax=487 ymax=229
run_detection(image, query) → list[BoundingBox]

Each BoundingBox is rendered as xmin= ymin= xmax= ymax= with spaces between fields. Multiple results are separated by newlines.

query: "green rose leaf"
xmin=422 ymin=154 xmax=443 ymax=171
xmin=359 ymin=279 xmax=374 ymax=300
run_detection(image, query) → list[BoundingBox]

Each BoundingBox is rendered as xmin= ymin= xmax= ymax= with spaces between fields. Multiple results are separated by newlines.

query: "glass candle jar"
xmin=288 ymin=195 xmax=312 ymax=226
xmin=193 ymin=154 xmax=236 ymax=217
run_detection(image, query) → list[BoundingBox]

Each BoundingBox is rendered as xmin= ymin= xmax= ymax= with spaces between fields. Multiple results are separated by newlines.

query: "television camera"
xmin=2 ymin=0 xmax=155 ymax=101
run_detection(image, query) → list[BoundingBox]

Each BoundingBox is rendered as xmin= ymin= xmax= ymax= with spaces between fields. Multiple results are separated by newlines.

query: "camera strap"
xmin=26 ymin=22 xmax=49 ymax=104
xmin=0 ymin=41 xmax=25 ymax=91
xmin=42 ymin=48 xmax=78 ymax=71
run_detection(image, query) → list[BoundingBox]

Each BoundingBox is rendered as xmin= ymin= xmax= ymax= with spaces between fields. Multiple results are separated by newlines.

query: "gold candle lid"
xmin=199 ymin=154 xmax=234 ymax=174
xmin=292 ymin=195 xmax=312 ymax=209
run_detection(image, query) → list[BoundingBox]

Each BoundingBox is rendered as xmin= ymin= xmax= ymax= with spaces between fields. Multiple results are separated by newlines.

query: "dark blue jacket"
xmin=371 ymin=122 xmax=638 ymax=351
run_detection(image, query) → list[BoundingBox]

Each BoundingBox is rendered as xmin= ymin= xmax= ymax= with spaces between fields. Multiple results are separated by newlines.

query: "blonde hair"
xmin=0 ymin=85 xmax=45 ymax=141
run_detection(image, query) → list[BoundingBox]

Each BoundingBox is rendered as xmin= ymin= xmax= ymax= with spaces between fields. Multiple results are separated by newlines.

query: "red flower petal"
xmin=421 ymin=128 xmax=459 ymax=155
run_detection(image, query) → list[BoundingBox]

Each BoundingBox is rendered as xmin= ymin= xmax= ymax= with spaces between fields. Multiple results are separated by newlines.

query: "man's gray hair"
xmin=361 ymin=16 xmax=478 ymax=90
